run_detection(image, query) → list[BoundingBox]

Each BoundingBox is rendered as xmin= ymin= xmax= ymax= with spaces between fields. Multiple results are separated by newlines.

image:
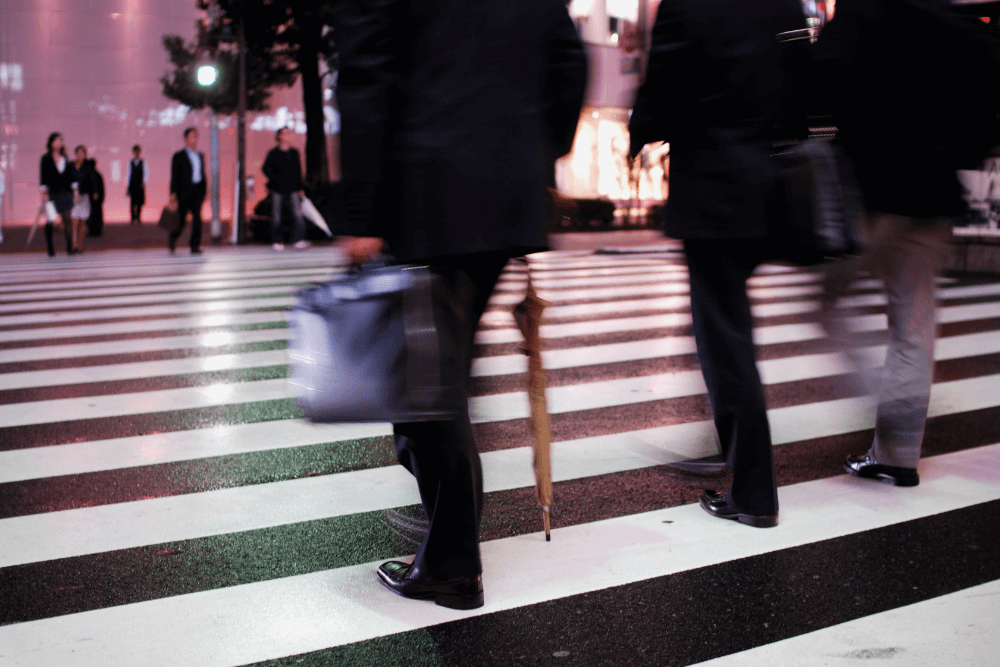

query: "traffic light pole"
xmin=210 ymin=111 xmax=221 ymax=240
xmin=236 ymin=11 xmax=247 ymax=244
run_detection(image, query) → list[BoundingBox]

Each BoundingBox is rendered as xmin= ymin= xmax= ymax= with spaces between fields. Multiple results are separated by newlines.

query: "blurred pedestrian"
xmin=261 ymin=127 xmax=308 ymax=251
xmin=815 ymin=0 xmax=1000 ymax=487
xmin=87 ymin=157 xmax=105 ymax=237
xmin=38 ymin=132 xmax=77 ymax=256
xmin=168 ymin=127 xmax=206 ymax=255
xmin=334 ymin=0 xmax=586 ymax=609
xmin=70 ymin=145 xmax=95 ymax=253
xmin=127 ymin=145 xmax=147 ymax=224
xmin=629 ymin=0 xmax=808 ymax=528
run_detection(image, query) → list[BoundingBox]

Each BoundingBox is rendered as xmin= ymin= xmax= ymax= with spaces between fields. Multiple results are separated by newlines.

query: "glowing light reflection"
xmin=199 ymin=314 xmax=234 ymax=328
xmin=202 ymin=384 xmax=235 ymax=401
xmin=201 ymin=332 xmax=235 ymax=347
xmin=202 ymin=355 xmax=238 ymax=372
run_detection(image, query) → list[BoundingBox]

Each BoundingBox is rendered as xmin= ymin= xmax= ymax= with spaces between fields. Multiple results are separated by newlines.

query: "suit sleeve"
xmin=334 ymin=0 xmax=401 ymax=238
xmin=544 ymin=5 xmax=588 ymax=159
xmin=628 ymin=0 xmax=699 ymax=156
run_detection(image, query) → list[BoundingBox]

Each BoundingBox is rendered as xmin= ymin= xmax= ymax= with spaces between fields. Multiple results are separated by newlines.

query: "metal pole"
xmin=236 ymin=9 xmax=247 ymax=244
xmin=210 ymin=111 xmax=221 ymax=240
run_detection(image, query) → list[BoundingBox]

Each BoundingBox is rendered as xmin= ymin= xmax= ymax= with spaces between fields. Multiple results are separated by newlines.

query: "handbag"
xmin=772 ymin=137 xmax=865 ymax=265
xmin=286 ymin=261 xmax=469 ymax=423
xmin=157 ymin=202 xmax=181 ymax=233
xmin=44 ymin=201 xmax=59 ymax=223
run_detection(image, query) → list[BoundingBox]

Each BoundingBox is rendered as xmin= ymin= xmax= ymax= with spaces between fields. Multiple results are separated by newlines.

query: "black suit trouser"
xmin=44 ymin=210 xmax=73 ymax=256
xmin=392 ymin=251 xmax=512 ymax=580
xmin=684 ymin=239 xmax=778 ymax=515
xmin=130 ymin=189 xmax=145 ymax=222
xmin=169 ymin=196 xmax=204 ymax=251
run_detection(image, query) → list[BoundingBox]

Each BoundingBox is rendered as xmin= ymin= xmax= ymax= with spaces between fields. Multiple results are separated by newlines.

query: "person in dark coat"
xmin=814 ymin=0 xmax=1000 ymax=486
xmin=261 ymin=127 xmax=307 ymax=250
xmin=69 ymin=146 xmax=95 ymax=253
xmin=86 ymin=158 xmax=105 ymax=237
xmin=168 ymin=127 xmax=207 ymax=254
xmin=334 ymin=0 xmax=587 ymax=609
xmin=127 ymin=145 xmax=148 ymax=224
xmin=38 ymin=132 xmax=77 ymax=257
xmin=629 ymin=0 xmax=808 ymax=528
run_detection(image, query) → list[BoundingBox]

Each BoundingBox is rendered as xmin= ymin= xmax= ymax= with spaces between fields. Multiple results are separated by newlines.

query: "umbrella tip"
xmin=546 ymin=534 xmax=551 ymax=542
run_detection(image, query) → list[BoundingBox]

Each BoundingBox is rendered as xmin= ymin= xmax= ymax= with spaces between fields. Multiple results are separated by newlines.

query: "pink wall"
xmin=0 ymin=0 xmax=335 ymax=227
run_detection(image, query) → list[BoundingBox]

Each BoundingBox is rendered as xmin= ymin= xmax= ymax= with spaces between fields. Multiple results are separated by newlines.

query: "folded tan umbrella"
xmin=513 ymin=257 xmax=554 ymax=541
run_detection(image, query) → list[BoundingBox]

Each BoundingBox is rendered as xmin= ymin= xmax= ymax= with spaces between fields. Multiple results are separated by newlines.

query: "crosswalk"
xmin=1 ymin=246 xmax=999 ymax=666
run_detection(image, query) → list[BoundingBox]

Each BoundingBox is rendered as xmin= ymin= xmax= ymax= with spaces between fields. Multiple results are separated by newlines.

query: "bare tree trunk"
xmin=299 ymin=22 xmax=329 ymax=186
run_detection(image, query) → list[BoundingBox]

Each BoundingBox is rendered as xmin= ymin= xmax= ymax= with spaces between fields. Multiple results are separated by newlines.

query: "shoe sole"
xmin=843 ymin=462 xmax=919 ymax=487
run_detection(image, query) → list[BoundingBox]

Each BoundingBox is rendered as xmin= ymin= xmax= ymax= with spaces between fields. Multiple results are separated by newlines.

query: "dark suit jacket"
xmin=39 ymin=153 xmax=78 ymax=196
xmin=334 ymin=0 xmax=587 ymax=262
xmin=812 ymin=0 xmax=1000 ymax=219
xmin=628 ymin=0 xmax=806 ymax=240
xmin=170 ymin=149 xmax=207 ymax=203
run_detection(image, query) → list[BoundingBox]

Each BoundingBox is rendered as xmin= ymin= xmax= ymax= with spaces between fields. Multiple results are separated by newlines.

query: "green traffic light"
xmin=197 ymin=64 xmax=218 ymax=86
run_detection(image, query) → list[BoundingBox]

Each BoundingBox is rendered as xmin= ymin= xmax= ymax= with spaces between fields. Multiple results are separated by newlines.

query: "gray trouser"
xmin=270 ymin=192 xmax=305 ymax=244
xmin=824 ymin=212 xmax=951 ymax=468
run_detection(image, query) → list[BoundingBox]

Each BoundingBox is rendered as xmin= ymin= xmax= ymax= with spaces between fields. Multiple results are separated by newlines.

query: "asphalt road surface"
xmin=2 ymin=245 xmax=999 ymax=666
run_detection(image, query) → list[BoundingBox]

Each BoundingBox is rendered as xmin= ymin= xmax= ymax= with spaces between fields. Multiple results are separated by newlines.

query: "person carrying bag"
xmin=814 ymin=0 xmax=1000 ymax=486
xmin=289 ymin=0 xmax=586 ymax=612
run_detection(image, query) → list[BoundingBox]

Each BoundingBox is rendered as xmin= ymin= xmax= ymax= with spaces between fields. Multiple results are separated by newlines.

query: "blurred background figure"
xmin=87 ymin=157 xmax=106 ymax=238
xmin=128 ymin=145 xmax=148 ymax=225
xmin=334 ymin=0 xmax=586 ymax=609
xmin=815 ymin=0 xmax=1000 ymax=487
xmin=262 ymin=127 xmax=308 ymax=251
xmin=70 ymin=145 xmax=95 ymax=253
xmin=168 ymin=127 xmax=206 ymax=255
xmin=39 ymin=132 xmax=77 ymax=257
xmin=629 ymin=0 xmax=808 ymax=528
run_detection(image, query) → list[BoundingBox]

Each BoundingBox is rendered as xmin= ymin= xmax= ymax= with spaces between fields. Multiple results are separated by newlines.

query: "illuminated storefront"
xmin=555 ymin=0 xmax=835 ymax=222
xmin=556 ymin=0 xmax=657 ymax=214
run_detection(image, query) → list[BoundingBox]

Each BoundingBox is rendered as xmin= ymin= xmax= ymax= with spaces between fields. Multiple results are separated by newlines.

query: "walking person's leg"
xmin=270 ymin=192 xmax=285 ymax=249
xmin=189 ymin=199 xmax=203 ymax=252
xmin=44 ymin=222 xmax=55 ymax=257
xmin=168 ymin=201 xmax=189 ymax=254
xmin=73 ymin=217 xmax=86 ymax=252
xmin=862 ymin=214 xmax=948 ymax=473
xmin=685 ymin=239 xmax=777 ymax=525
xmin=290 ymin=193 xmax=308 ymax=248
xmin=380 ymin=252 xmax=511 ymax=609
xmin=60 ymin=211 xmax=74 ymax=254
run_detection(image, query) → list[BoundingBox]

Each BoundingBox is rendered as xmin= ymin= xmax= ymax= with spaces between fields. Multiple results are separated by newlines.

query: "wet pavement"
xmin=1 ymin=243 xmax=1000 ymax=666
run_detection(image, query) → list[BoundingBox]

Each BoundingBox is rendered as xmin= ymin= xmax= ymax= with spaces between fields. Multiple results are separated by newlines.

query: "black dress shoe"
xmin=191 ymin=248 xmax=202 ymax=255
xmin=698 ymin=490 xmax=778 ymax=528
xmin=844 ymin=454 xmax=919 ymax=487
xmin=376 ymin=561 xmax=484 ymax=610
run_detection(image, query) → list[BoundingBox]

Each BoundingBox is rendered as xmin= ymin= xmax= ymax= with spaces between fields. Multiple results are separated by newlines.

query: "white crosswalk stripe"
xmin=1 ymin=247 xmax=997 ymax=667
